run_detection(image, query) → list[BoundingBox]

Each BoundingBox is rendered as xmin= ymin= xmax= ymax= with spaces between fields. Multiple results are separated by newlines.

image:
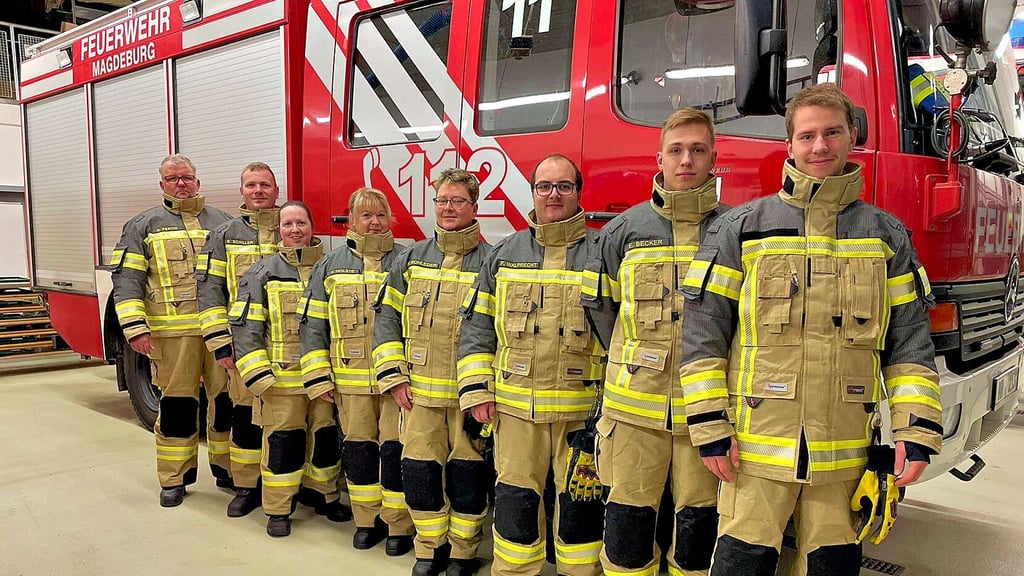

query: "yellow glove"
xmin=851 ymin=445 xmax=898 ymax=545
xmin=565 ymin=448 xmax=601 ymax=501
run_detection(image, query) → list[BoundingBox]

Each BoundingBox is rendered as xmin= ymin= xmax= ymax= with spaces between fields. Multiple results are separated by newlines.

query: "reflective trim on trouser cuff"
xmin=207 ymin=439 xmax=230 ymax=456
xmin=230 ymin=447 xmax=262 ymax=465
xmin=493 ymin=533 xmax=546 ymax=565
xmin=604 ymin=565 xmax=659 ymax=576
xmin=449 ymin=514 xmax=483 ymax=539
xmin=382 ymin=489 xmax=406 ymax=509
xmin=304 ymin=462 xmax=341 ymax=483
xmin=555 ymin=540 xmax=601 ymax=565
xmin=156 ymin=444 xmax=198 ymax=462
xmin=413 ymin=515 xmax=450 ymax=538
xmin=262 ymin=469 xmax=303 ymax=488
xmin=348 ymin=483 xmax=383 ymax=504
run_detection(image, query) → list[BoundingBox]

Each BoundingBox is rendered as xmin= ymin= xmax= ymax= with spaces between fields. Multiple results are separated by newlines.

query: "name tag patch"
xmin=846 ymin=385 xmax=866 ymax=395
xmin=641 ymin=352 xmax=661 ymax=363
xmin=765 ymin=382 xmax=789 ymax=393
xmin=566 ymin=367 xmax=584 ymax=376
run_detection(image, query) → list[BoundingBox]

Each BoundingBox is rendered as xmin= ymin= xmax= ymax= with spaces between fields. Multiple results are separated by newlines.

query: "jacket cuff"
xmin=698 ymin=437 xmax=731 ymax=458
xmin=123 ymin=324 xmax=151 ymax=342
xmin=903 ymin=441 xmax=932 ymax=463
xmin=248 ymin=373 xmax=275 ymax=397
xmin=891 ymin=406 xmax=942 ymax=455
xmin=377 ymin=372 xmax=410 ymax=395
xmin=459 ymin=387 xmax=495 ymax=412
xmin=688 ymin=417 xmax=735 ymax=448
xmin=214 ymin=345 xmax=233 ymax=361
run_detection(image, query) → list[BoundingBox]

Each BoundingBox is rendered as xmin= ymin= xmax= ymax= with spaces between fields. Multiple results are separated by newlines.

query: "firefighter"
xmin=300 ymin=187 xmax=415 ymax=555
xmin=679 ymin=84 xmax=941 ymax=576
xmin=581 ymin=108 xmax=728 ymax=576
xmin=110 ymin=154 xmax=233 ymax=507
xmin=457 ymin=155 xmax=606 ymax=576
xmin=196 ymin=162 xmax=281 ymax=518
xmin=373 ymin=168 xmax=493 ymax=576
xmin=229 ymin=201 xmax=345 ymax=537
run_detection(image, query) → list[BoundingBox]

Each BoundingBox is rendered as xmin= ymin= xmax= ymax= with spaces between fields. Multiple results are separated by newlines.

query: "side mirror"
xmin=853 ymin=106 xmax=868 ymax=146
xmin=734 ymin=0 xmax=787 ymax=116
xmin=939 ymin=0 xmax=1014 ymax=51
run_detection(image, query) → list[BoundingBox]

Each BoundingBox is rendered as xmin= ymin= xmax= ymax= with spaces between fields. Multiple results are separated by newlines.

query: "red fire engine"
xmin=19 ymin=0 xmax=1023 ymax=483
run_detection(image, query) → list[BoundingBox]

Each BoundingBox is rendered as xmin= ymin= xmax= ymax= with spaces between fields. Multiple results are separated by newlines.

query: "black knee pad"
xmin=211 ymin=392 xmax=232 ymax=433
xmin=266 ymin=429 xmax=306 ymax=474
xmin=494 ymin=483 xmax=541 ymax=545
xmin=159 ymin=396 xmax=199 ymax=438
xmin=379 ymin=440 xmax=403 ymax=492
xmin=674 ymin=505 xmax=719 ymax=570
xmin=183 ymin=467 xmax=198 ymax=486
xmin=342 ymin=440 xmax=380 ymax=485
xmin=557 ymin=493 xmax=604 ymax=545
xmin=710 ymin=534 xmax=779 ymax=576
xmin=231 ymin=405 xmax=262 ymax=449
xmin=806 ymin=543 xmax=862 ymax=576
xmin=446 ymin=459 xmax=491 ymax=515
xmin=402 ymin=459 xmax=444 ymax=511
xmin=311 ymin=426 xmax=341 ymax=468
xmin=604 ymin=501 xmax=657 ymax=568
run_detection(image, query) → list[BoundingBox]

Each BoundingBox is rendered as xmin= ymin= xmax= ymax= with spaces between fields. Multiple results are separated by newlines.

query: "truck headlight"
xmin=942 ymin=403 xmax=962 ymax=439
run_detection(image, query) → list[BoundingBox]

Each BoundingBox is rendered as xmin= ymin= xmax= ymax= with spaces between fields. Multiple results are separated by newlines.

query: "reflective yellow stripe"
xmin=554 ymin=540 xmax=601 ymax=565
xmin=493 ymin=533 xmax=546 ymax=565
xmin=449 ymin=514 xmax=483 ymax=539
xmin=237 ymin=349 xmax=272 ymax=379
xmin=406 ymin=266 xmax=478 ymax=285
xmin=199 ymin=306 xmax=229 ymax=331
xmin=304 ymin=462 xmax=341 ymax=483
xmin=156 ymin=444 xmax=198 ymax=461
xmin=887 ymin=272 xmax=917 ymax=306
xmin=301 ymin=296 xmax=330 ymax=320
xmin=373 ymin=341 xmax=406 ymax=368
xmin=472 ymin=291 xmax=496 ymax=316
xmin=332 ymin=367 xmax=374 ymax=388
xmin=887 ymin=375 xmax=942 ymax=411
xmin=262 ymin=469 xmax=303 ymax=488
xmin=580 ymin=268 xmax=601 ymax=299
xmin=382 ymin=285 xmax=405 ymax=313
xmin=301 ymin=349 xmax=331 ymax=373
xmin=496 ymin=269 xmax=584 ymax=284
xmin=205 ymin=256 xmax=227 ymax=278
xmin=270 ymin=366 xmax=305 ymax=389
xmin=115 ymin=299 xmax=146 ymax=316
xmin=121 ymin=252 xmax=148 ymax=272
xmin=736 ymin=432 xmax=797 ymax=467
xmin=604 ymin=381 xmax=665 ymax=420
xmin=413 ymin=515 xmax=449 ymax=537
xmin=148 ymin=314 xmax=201 ymax=331
xmin=457 ymin=353 xmax=494 ymax=381
xmin=382 ymin=489 xmax=406 ymax=509
xmin=680 ymin=369 xmax=728 ymax=404
xmin=230 ymin=300 xmax=266 ymax=322
xmin=741 ymin=236 xmax=894 ymax=266
xmin=230 ymin=447 xmax=262 ymax=465
xmin=409 ymin=373 xmax=459 ymax=399
xmin=348 ymin=483 xmax=383 ymax=503
xmin=207 ymin=439 xmax=230 ymax=456
xmin=916 ymin=265 xmax=932 ymax=297
xmin=807 ymin=438 xmax=871 ymax=472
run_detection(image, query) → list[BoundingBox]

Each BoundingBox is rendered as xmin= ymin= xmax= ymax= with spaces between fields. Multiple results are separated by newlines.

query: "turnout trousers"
xmin=150 ymin=335 xmax=230 ymax=488
xmin=401 ymin=405 xmax=490 ymax=560
xmin=337 ymin=393 xmax=414 ymax=535
xmin=710 ymin=472 xmax=862 ymax=576
xmin=227 ymin=367 xmax=262 ymax=490
xmin=491 ymin=413 xmax=604 ymax=576
xmin=598 ymin=419 xmax=720 ymax=576
xmin=255 ymin=392 xmax=342 ymax=516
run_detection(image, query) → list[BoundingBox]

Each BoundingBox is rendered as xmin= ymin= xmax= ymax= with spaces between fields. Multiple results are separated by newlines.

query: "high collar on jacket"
xmin=162 ymin=192 xmax=204 ymax=216
xmin=435 ymin=221 xmax=481 ymax=256
xmin=650 ymin=173 xmax=719 ymax=223
xmin=527 ymin=209 xmax=587 ymax=247
xmin=240 ymin=204 xmax=280 ymax=232
xmin=347 ymin=229 xmax=395 ymax=259
xmin=278 ymin=237 xmax=324 ymax=267
xmin=777 ymin=160 xmax=862 ymax=210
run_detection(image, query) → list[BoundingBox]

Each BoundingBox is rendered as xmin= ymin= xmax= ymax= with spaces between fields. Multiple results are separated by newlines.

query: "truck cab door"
xmin=327 ymin=0 xmax=468 ymax=244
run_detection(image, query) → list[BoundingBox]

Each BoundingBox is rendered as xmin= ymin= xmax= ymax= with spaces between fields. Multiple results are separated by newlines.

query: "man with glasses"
xmin=458 ymin=155 xmax=606 ymax=576
xmin=582 ymin=108 xmax=727 ymax=576
xmin=110 ymin=154 xmax=233 ymax=507
xmin=373 ymin=168 xmax=493 ymax=576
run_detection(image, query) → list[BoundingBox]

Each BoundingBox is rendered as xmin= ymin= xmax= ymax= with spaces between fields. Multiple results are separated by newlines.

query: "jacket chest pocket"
xmin=628 ymin=262 xmax=671 ymax=341
xmin=501 ymin=281 xmax=537 ymax=349
xmin=754 ymin=256 xmax=801 ymax=345
xmin=562 ymin=285 xmax=591 ymax=352
xmin=840 ymin=258 xmax=885 ymax=348
xmin=275 ymin=291 xmax=301 ymax=337
xmin=403 ymin=278 xmax=438 ymax=338
xmin=230 ymin=252 xmax=260 ymax=281
xmin=156 ymin=238 xmax=194 ymax=286
xmin=334 ymin=283 xmax=365 ymax=337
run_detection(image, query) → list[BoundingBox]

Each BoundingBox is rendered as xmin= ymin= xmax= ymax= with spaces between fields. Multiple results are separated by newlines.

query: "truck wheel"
xmin=120 ymin=346 xmax=160 ymax=431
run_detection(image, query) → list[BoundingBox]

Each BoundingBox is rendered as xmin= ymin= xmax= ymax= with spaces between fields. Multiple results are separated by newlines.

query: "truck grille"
xmin=932 ymin=277 xmax=1024 ymax=364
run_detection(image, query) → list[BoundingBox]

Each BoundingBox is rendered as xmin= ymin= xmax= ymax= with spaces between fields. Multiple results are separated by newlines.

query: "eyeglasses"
xmin=433 ymin=197 xmax=472 ymax=207
xmin=163 ymin=175 xmax=196 ymax=184
xmin=533 ymin=181 xmax=577 ymax=196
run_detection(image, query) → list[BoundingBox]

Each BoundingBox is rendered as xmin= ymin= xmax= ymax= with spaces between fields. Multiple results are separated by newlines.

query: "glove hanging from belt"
xmin=851 ymin=444 xmax=900 ymax=545
xmin=564 ymin=388 xmax=603 ymax=502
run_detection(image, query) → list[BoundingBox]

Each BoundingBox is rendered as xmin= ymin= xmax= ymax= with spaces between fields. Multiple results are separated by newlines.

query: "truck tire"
xmin=119 ymin=346 xmax=160 ymax=431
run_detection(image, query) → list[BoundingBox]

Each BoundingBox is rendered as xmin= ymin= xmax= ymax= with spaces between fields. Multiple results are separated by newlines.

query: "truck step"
xmin=0 ymin=278 xmax=68 ymax=360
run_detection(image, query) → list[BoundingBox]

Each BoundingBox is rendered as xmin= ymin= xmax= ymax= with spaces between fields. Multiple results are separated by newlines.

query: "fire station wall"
xmin=25 ymin=88 xmax=96 ymax=293
xmin=93 ymin=65 xmax=168 ymax=265
xmin=174 ymin=30 xmax=287 ymax=211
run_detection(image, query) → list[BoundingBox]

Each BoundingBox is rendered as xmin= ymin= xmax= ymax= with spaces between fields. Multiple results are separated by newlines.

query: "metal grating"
xmin=862 ymin=556 xmax=906 ymax=575
xmin=0 ymin=30 xmax=13 ymax=100
xmin=17 ymin=33 xmax=48 ymax=62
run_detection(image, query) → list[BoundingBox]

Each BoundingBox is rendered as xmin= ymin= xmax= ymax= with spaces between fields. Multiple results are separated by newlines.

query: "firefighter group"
xmin=109 ymin=84 xmax=941 ymax=576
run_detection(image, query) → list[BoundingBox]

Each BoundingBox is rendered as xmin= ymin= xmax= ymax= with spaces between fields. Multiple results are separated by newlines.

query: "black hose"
xmin=931 ymin=108 xmax=971 ymax=159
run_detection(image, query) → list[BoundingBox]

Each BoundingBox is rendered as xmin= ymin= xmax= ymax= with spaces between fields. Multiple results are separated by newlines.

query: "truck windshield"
xmin=617 ymin=0 xmax=833 ymax=139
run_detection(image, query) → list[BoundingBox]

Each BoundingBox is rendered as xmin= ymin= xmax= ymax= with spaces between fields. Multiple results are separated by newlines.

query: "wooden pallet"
xmin=0 ymin=278 xmax=67 ymax=359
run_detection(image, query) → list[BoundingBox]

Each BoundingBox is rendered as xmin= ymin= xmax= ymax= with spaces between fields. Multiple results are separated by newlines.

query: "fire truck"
xmin=18 ymin=0 xmax=1023 ymax=483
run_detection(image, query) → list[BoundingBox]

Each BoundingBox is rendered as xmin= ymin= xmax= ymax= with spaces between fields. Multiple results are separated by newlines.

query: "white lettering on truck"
xmin=79 ymin=5 xmax=171 ymax=68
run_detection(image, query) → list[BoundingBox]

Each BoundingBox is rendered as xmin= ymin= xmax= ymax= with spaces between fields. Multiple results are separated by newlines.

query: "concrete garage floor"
xmin=0 ymin=358 xmax=1022 ymax=576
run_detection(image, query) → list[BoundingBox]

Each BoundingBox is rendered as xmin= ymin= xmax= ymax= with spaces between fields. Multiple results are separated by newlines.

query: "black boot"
xmin=445 ymin=558 xmax=480 ymax=576
xmin=226 ymin=488 xmax=261 ymax=518
xmin=215 ymin=477 xmax=235 ymax=490
xmin=411 ymin=559 xmax=445 ymax=576
xmin=159 ymin=486 xmax=185 ymax=508
xmin=266 ymin=515 xmax=292 ymax=538
xmin=386 ymin=534 xmax=414 ymax=557
xmin=315 ymin=500 xmax=353 ymax=523
xmin=353 ymin=516 xmax=388 ymax=550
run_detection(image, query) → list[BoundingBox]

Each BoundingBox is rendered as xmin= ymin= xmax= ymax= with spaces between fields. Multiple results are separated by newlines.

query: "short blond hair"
xmin=240 ymin=162 xmax=277 ymax=186
xmin=785 ymin=83 xmax=855 ymax=141
xmin=159 ymin=154 xmax=196 ymax=176
xmin=349 ymin=187 xmax=391 ymax=218
xmin=661 ymin=108 xmax=715 ymax=148
xmin=431 ymin=168 xmax=481 ymax=203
